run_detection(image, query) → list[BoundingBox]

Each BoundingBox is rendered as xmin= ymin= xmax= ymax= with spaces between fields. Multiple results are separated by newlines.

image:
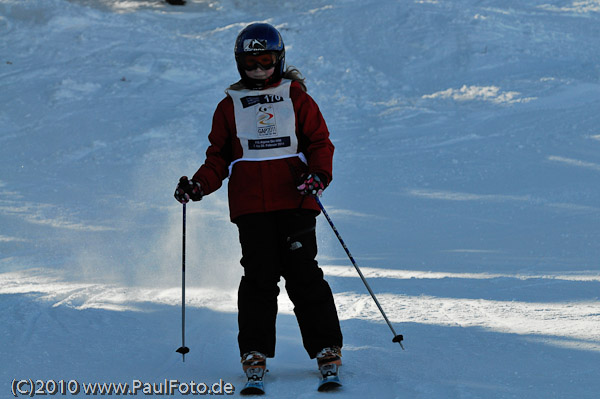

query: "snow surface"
xmin=2 ymin=0 xmax=600 ymax=397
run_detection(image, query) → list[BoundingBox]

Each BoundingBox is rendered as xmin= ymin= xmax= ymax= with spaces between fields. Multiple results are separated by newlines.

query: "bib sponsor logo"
xmin=256 ymin=105 xmax=277 ymax=137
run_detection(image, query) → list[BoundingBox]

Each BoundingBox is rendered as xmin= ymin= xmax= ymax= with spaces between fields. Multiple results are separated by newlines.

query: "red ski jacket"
xmin=192 ymin=80 xmax=334 ymax=221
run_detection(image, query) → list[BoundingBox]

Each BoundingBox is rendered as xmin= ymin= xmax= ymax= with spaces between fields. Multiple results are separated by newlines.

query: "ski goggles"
xmin=240 ymin=52 xmax=277 ymax=71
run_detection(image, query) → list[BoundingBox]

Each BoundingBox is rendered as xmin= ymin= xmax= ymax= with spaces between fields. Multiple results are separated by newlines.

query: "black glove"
xmin=174 ymin=176 xmax=203 ymax=203
xmin=297 ymin=173 xmax=327 ymax=197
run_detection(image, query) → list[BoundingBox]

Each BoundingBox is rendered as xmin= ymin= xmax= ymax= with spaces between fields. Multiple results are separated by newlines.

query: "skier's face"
xmin=241 ymin=53 xmax=277 ymax=71
xmin=245 ymin=66 xmax=275 ymax=80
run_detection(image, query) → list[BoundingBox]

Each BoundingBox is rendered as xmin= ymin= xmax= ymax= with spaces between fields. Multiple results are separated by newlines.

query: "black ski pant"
xmin=235 ymin=209 xmax=343 ymax=359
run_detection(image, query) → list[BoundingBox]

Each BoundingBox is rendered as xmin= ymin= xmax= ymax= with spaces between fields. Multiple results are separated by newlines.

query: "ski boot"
xmin=316 ymin=346 xmax=342 ymax=391
xmin=240 ymin=351 xmax=267 ymax=395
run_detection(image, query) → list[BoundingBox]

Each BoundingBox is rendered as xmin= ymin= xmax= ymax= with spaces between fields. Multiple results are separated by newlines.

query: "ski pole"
xmin=315 ymin=196 xmax=404 ymax=349
xmin=176 ymin=202 xmax=190 ymax=361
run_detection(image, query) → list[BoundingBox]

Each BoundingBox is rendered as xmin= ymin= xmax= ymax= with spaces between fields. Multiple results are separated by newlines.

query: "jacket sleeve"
xmin=192 ymin=97 xmax=234 ymax=195
xmin=291 ymin=83 xmax=335 ymax=185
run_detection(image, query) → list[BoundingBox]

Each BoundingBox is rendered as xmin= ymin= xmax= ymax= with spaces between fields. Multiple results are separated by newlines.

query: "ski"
xmin=240 ymin=380 xmax=264 ymax=395
xmin=240 ymin=367 xmax=266 ymax=396
xmin=317 ymin=363 xmax=342 ymax=392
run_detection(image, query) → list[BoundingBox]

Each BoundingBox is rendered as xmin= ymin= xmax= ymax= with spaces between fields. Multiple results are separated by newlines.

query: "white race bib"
xmin=227 ymin=80 xmax=305 ymax=174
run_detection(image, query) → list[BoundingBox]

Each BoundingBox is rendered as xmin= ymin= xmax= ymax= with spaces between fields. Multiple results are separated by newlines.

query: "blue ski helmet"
xmin=234 ymin=23 xmax=285 ymax=87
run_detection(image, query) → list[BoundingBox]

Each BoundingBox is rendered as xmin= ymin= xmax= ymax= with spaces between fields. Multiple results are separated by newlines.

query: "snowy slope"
xmin=1 ymin=0 xmax=600 ymax=397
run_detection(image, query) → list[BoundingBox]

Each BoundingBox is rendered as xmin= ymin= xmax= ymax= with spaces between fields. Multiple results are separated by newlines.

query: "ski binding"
xmin=240 ymin=367 xmax=265 ymax=395
xmin=317 ymin=363 xmax=342 ymax=392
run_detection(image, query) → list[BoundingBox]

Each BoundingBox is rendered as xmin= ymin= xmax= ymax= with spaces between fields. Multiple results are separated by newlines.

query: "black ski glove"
xmin=174 ymin=176 xmax=204 ymax=204
xmin=297 ymin=173 xmax=327 ymax=197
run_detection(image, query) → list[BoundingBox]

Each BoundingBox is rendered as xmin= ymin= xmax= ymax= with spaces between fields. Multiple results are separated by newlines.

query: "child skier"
xmin=174 ymin=23 xmax=343 ymax=391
